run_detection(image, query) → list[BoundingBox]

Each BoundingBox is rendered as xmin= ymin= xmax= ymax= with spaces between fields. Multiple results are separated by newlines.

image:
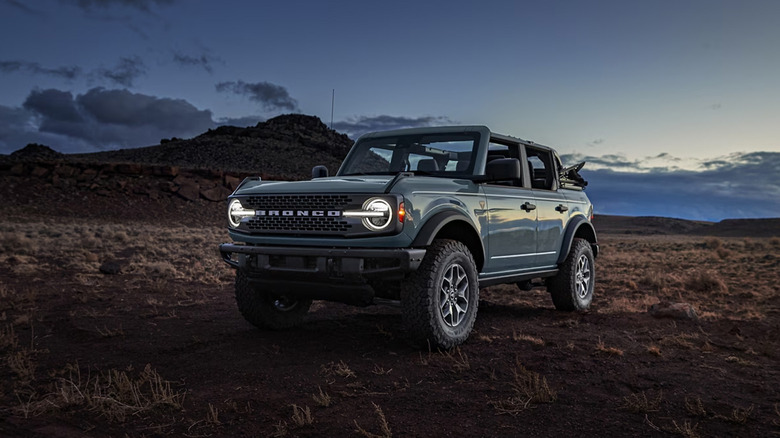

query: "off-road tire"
xmin=547 ymin=238 xmax=595 ymax=311
xmin=401 ymin=239 xmax=479 ymax=349
xmin=234 ymin=270 xmax=312 ymax=329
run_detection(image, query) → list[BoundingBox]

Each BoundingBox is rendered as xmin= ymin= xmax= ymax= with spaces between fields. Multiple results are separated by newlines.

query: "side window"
xmin=526 ymin=148 xmax=557 ymax=190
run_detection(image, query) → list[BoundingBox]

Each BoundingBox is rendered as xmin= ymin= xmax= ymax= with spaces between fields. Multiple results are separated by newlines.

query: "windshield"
xmin=339 ymin=132 xmax=480 ymax=176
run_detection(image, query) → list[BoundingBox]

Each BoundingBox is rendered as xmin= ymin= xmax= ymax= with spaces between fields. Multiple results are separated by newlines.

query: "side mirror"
xmin=485 ymin=158 xmax=522 ymax=182
xmin=312 ymin=165 xmax=329 ymax=179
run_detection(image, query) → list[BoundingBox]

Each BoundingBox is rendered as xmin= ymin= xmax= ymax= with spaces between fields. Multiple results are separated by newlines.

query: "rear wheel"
xmin=547 ymin=238 xmax=595 ymax=311
xmin=234 ymin=270 xmax=312 ymax=329
xmin=401 ymin=239 xmax=479 ymax=349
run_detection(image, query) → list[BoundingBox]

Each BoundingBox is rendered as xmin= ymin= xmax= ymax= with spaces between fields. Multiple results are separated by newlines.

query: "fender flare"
xmin=557 ymin=215 xmax=598 ymax=264
xmin=411 ymin=210 xmax=485 ymax=268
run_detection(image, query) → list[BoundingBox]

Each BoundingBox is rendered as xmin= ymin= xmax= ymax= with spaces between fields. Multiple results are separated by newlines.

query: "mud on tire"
xmin=401 ymin=239 xmax=479 ymax=349
xmin=234 ymin=270 xmax=312 ymax=329
xmin=547 ymin=237 xmax=595 ymax=311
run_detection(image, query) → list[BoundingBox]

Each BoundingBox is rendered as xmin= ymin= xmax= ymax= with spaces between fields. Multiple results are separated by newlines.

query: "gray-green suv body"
xmin=220 ymin=125 xmax=598 ymax=348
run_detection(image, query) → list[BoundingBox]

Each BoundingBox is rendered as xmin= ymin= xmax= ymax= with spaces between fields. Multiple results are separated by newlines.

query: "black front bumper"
xmin=219 ymin=243 xmax=426 ymax=278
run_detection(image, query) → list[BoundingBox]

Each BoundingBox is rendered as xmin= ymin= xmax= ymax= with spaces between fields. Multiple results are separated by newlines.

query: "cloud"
xmin=3 ymin=0 xmax=44 ymax=15
xmin=561 ymin=152 xmax=780 ymax=221
xmin=587 ymin=138 xmax=605 ymax=147
xmin=1 ymin=56 xmax=147 ymax=87
xmin=23 ymin=89 xmax=84 ymax=123
xmin=172 ymin=51 xmax=219 ymax=74
xmin=70 ymin=0 xmax=175 ymax=13
xmin=93 ymin=56 xmax=146 ymax=87
xmin=1 ymin=87 xmax=215 ymax=153
xmin=333 ymin=115 xmax=456 ymax=139
xmin=0 ymin=60 xmax=81 ymax=79
xmin=215 ymin=80 xmax=299 ymax=112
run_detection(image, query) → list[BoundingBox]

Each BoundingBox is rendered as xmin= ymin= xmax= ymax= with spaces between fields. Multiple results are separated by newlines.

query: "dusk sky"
xmin=1 ymin=0 xmax=778 ymax=220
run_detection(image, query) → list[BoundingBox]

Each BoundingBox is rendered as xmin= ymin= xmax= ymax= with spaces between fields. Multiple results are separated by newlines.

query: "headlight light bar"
xmin=343 ymin=198 xmax=393 ymax=231
xmin=228 ymin=199 xmax=255 ymax=228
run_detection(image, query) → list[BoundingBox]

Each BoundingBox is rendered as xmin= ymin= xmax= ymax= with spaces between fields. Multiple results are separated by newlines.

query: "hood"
xmin=234 ymin=175 xmax=394 ymax=195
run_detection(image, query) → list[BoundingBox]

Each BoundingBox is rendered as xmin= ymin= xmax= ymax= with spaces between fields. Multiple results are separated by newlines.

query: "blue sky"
xmin=1 ymin=0 xmax=778 ymax=220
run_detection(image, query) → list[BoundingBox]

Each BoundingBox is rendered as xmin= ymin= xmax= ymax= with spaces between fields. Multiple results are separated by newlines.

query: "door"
xmin=482 ymin=184 xmax=538 ymax=273
xmin=526 ymin=148 xmax=570 ymax=267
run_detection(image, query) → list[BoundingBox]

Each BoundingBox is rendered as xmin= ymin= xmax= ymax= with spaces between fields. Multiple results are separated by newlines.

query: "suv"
xmin=220 ymin=126 xmax=598 ymax=348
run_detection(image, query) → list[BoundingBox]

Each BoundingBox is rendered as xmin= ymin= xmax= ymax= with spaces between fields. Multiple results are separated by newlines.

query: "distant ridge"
xmin=594 ymin=215 xmax=780 ymax=238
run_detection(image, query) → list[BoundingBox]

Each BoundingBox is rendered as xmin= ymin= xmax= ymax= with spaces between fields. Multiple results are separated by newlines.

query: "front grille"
xmin=243 ymin=194 xmax=352 ymax=210
xmin=240 ymin=194 xmax=356 ymax=235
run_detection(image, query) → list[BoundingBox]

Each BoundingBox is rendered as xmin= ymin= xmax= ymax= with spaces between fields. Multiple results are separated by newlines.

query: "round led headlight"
xmin=362 ymin=198 xmax=392 ymax=231
xmin=227 ymin=199 xmax=254 ymax=228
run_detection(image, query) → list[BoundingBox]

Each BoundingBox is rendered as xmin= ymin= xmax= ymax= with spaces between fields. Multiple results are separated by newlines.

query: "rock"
xmin=225 ymin=175 xmax=240 ymax=190
xmin=99 ymin=260 xmax=124 ymax=275
xmin=153 ymin=165 xmax=179 ymax=177
xmin=55 ymin=165 xmax=77 ymax=177
xmin=173 ymin=174 xmax=191 ymax=186
xmin=77 ymin=168 xmax=98 ymax=181
xmin=117 ymin=163 xmax=143 ymax=175
xmin=201 ymin=185 xmax=232 ymax=202
xmin=648 ymin=301 xmax=698 ymax=321
xmin=177 ymin=182 xmax=200 ymax=201
xmin=160 ymin=181 xmax=177 ymax=193
xmin=31 ymin=166 xmax=49 ymax=177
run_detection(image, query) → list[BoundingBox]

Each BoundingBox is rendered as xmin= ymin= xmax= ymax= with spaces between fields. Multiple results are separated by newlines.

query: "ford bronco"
xmin=220 ymin=126 xmax=598 ymax=348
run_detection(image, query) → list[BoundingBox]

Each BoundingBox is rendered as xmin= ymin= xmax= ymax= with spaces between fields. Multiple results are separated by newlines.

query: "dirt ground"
xmin=1 ymin=175 xmax=779 ymax=437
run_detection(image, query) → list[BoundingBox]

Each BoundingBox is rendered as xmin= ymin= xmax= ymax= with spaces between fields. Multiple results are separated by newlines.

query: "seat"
xmin=417 ymin=159 xmax=439 ymax=172
xmin=486 ymin=158 xmax=522 ymax=186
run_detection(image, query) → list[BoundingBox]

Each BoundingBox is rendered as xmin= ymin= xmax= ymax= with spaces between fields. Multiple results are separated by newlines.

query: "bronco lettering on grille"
xmin=255 ymin=210 xmax=342 ymax=217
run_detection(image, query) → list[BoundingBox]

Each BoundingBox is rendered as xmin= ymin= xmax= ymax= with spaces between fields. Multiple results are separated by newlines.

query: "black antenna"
xmin=330 ymin=89 xmax=334 ymax=130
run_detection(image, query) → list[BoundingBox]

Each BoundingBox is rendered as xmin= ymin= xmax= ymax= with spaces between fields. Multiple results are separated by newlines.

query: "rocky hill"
xmin=7 ymin=114 xmax=353 ymax=179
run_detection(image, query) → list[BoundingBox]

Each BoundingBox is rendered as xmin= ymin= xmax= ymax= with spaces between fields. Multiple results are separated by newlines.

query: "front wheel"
xmin=547 ymin=238 xmax=595 ymax=311
xmin=401 ymin=239 xmax=479 ymax=349
xmin=234 ymin=270 xmax=312 ymax=329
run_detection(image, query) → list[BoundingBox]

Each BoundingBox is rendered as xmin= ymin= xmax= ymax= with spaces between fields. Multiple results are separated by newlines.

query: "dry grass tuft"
xmin=322 ymin=360 xmax=356 ymax=379
xmin=491 ymin=361 xmax=557 ymax=415
xmin=443 ymin=347 xmax=470 ymax=372
xmin=595 ymin=338 xmax=624 ymax=356
xmin=704 ymin=237 xmax=723 ymax=250
xmin=354 ymin=402 xmax=392 ymax=438
xmin=621 ymin=390 xmax=662 ymax=413
xmin=671 ymin=420 xmax=701 ymax=438
xmin=684 ymin=396 xmax=707 ymax=417
xmin=646 ymin=344 xmax=662 ymax=356
xmin=206 ymin=403 xmax=221 ymax=425
xmin=271 ymin=420 xmax=288 ymax=437
xmin=371 ymin=364 xmax=392 ymax=375
xmin=722 ymin=404 xmax=753 ymax=424
xmin=685 ymin=271 xmax=728 ymax=295
xmin=512 ymin=331 xmax=545 ymax=346
xmin=312 ymin=386 xmax=331 ymax=407
xmin=34 ymin=363 xmax=186 ymax=422
xmin=8 ymin=348 xmax=37 ymax=384
xmin=290 ymin=404 xmax=313 ymax=427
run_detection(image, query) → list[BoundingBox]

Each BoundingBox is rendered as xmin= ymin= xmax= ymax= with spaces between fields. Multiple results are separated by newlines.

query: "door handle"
xmin=521 ymin=202 xmax=536 ymax=211
xmin=556 ymin=204 xmax=569 ymax=213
